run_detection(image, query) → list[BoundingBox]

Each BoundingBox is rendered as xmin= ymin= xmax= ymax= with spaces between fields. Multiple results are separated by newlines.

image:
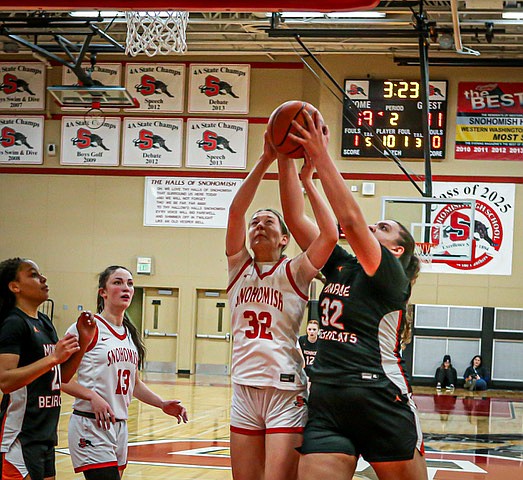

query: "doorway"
xmin=194 ymin=289 xmax=231 ymax=375
xmin=142 ymin=287 xmax=179 ymax=373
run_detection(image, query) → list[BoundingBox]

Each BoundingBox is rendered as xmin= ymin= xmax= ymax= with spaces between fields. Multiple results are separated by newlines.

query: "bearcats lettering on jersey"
xmin=323 ymin=283 xmax=351 ymax=297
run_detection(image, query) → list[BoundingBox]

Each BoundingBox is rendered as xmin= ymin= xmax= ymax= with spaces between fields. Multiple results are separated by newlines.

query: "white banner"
xmin=0 ymin=116 xmax=44 ymax=164
xmin=61 ymin=117 xmax=121 ymax=166
xmin=126 ymin=63 xmax=185 ymax=113
xmin=188 ymin=64 xmax=250 ymax=114
xmin=430 ymin=182 xmax=515 ymax=275
xmin=0 ymin=63 xmax=45 ymax=111
xmin=144 ymin=177 xmax=242 ymax=228
xmin=122 ymin=117 xmax=183 ymax=167
xmin=186 ymin=118 xmax=248 ymax=169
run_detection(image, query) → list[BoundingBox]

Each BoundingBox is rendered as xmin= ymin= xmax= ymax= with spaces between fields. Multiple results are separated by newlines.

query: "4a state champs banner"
xmin=430 ymin=182 xmax=515 ymax=275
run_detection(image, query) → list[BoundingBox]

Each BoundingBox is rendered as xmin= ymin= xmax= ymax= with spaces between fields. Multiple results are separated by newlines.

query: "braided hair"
xmin=0 ymin=257 xmax=24 ymax=323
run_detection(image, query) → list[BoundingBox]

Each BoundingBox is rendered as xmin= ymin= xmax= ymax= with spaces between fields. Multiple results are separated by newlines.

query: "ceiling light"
xmin=69 ymin=11 xmax=122 ymax=17
xmin=326 ymin=12 xmax=386 ymax=18
xmin=502 ymin=12 xmax=523 ymax=20
xmin=267 ymin=12 xmax=326 ymax=18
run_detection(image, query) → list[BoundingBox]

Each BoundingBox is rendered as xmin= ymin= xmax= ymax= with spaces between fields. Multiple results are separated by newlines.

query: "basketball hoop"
xmin=84 ymin=101 xmax=106 ymax=130
xmin=415 ymin=242 xmax=437 ymax=265
xmin=125 ymin=11 xmax=189 ymax=57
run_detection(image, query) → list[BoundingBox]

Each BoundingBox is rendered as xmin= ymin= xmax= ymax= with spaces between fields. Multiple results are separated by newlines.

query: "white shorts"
xmin=230 ymin=383 xmax=307 ymax=435
xmin=68 ymin=413 xmax=128 ymax=473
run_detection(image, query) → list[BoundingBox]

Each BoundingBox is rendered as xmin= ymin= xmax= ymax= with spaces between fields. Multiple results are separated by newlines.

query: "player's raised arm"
xmin=299 ymin=159 xmax=338 ymax=271
xmin=277 ymin=154 xmax=320 ymax=252
xmin=290 ymin=111 xmax=382 ymax=276
xmin=226 ymin=132 xmax=276 ymax=257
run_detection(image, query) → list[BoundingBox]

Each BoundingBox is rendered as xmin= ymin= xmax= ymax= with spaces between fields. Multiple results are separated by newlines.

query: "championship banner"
xmin=188 ymin=64 xmax=250 ymax=114
xmin=144 ymin=177 xmax=242 ymax=228
xmin=122 ymin=117 xmax=183 ymax=167
xmin=0 ymin=63 xmax=46 ymax=111
xmin=61 ymin=117 xmax=121 ymax=166
xmin=126 ymin=63 xmax=185 ymax=113
xmin=0 ymin=116 xmax=44 ymax=164
xmin=430 ymin=182 xmax=515 ymax=275
xmin=186 ymin=118 xmax=248 ymax=169
xmin=456 ymin=82 xmax=523 ymax=160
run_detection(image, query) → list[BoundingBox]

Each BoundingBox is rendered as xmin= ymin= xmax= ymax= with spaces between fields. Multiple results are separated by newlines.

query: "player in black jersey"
xmin=0 ymin=257 xmax=95 ymax=480
xmin=298 ymin=320 xmax=319 ymax=378
xmin=278 ymin=112 xmax=427 ymax=480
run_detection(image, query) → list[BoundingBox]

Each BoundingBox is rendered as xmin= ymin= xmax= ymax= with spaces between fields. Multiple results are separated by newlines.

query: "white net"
xmin=414 ymin=242 xmax=436 ymax=264
xmin=125 ymin=11 xmax=189 ymax=57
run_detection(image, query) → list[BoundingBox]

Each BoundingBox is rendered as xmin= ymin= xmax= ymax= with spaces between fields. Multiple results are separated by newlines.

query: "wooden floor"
xmin=55 ymin=373 xmax=523 ymax=480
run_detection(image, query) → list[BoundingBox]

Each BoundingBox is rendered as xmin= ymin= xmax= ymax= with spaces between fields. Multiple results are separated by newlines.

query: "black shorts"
xmin=2 ymin=440 xmax=56 ymax=480
xmin=300 ymin=382 xmax=423 ymax=462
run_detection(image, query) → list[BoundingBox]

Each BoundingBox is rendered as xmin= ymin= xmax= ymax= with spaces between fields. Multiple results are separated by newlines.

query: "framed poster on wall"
xmin=188 ymin=64 xmax=250 ymax=114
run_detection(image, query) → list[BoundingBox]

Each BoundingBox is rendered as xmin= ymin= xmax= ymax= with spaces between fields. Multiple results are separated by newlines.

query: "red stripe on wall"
xmin=1 ymin=167 xmax=522 ymax=184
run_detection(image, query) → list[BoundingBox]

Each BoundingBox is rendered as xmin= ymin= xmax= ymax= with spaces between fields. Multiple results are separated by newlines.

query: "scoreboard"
xmin=341 ymin=79 xmax=448 ymax=159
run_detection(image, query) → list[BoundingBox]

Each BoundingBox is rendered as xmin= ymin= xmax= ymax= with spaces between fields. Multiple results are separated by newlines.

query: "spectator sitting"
xmin=435 ymin=354 xmax=457 ymax=391
xmin=463 ymin=355 xmax=489 ymax=391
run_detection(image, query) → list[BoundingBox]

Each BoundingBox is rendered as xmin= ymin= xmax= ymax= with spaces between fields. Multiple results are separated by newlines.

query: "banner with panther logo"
xmin=126 ymin=64 xmax=185 ymax=113
xmin=122 ymin=117 xmax=183 ymax=167
xmin=186 ymin=118 xmax=248 ymax=169
xmin=429 ymin=182 xmax=515 ymax=275
xmin=0 ymin=63 xmax=45 ymax=111
xmin=61 ymin=117 xmax=121 ymax=166
xmin=0 ymin=116 xmax=44 ymax=164
xmin=188 ymin=64 xmax=250 ymax=114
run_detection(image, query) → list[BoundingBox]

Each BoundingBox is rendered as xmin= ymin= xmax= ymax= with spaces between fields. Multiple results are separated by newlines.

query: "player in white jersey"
xmin=226 ymin=133 xmax=337 ymax=480
xmin=62 ymin=266 xmax=188 ymax=480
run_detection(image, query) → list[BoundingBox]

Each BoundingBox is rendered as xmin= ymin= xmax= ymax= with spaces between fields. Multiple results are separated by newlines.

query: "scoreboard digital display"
xmin=341 ymin=79 xmax=448 ymax=159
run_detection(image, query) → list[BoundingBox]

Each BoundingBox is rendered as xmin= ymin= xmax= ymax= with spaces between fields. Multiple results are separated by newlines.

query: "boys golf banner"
xmin=455 ymin=82 xmax=523 ymax=161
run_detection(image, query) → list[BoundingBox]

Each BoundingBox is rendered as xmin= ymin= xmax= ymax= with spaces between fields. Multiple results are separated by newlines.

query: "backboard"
xmin=381 ymin=197 xmax=476 ymax=262
xmin=47 ymin=85 xmax=139 ymax=108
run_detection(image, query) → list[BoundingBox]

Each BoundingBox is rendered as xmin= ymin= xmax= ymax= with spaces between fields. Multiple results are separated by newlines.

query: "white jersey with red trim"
xmin=66 ymin=315 xmax=139 ymax=420
xmin=227 ymin=249 xmax=317 ymax=390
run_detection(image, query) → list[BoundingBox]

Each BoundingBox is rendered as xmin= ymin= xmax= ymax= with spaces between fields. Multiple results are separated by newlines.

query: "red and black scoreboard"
xmin=341 ymin=79 xmax=448 ymax=159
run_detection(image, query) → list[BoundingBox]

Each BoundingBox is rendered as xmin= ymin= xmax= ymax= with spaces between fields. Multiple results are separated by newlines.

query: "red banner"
xmin=455 ymin=82 xmax=523 ymax=161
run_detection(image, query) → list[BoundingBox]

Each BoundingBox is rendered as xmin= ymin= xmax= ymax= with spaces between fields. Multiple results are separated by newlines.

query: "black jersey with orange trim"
xmin=298 ymin=335 xmax=318 ymax=377
xmin=309 ymin=245 xmax=412 ymax=392
xmin=0 ymin=308 xmax=61 ymax=449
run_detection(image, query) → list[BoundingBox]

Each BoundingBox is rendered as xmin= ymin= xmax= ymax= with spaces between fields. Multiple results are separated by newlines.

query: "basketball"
xmin=267 ymin=100 xmax=319 ymax=159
